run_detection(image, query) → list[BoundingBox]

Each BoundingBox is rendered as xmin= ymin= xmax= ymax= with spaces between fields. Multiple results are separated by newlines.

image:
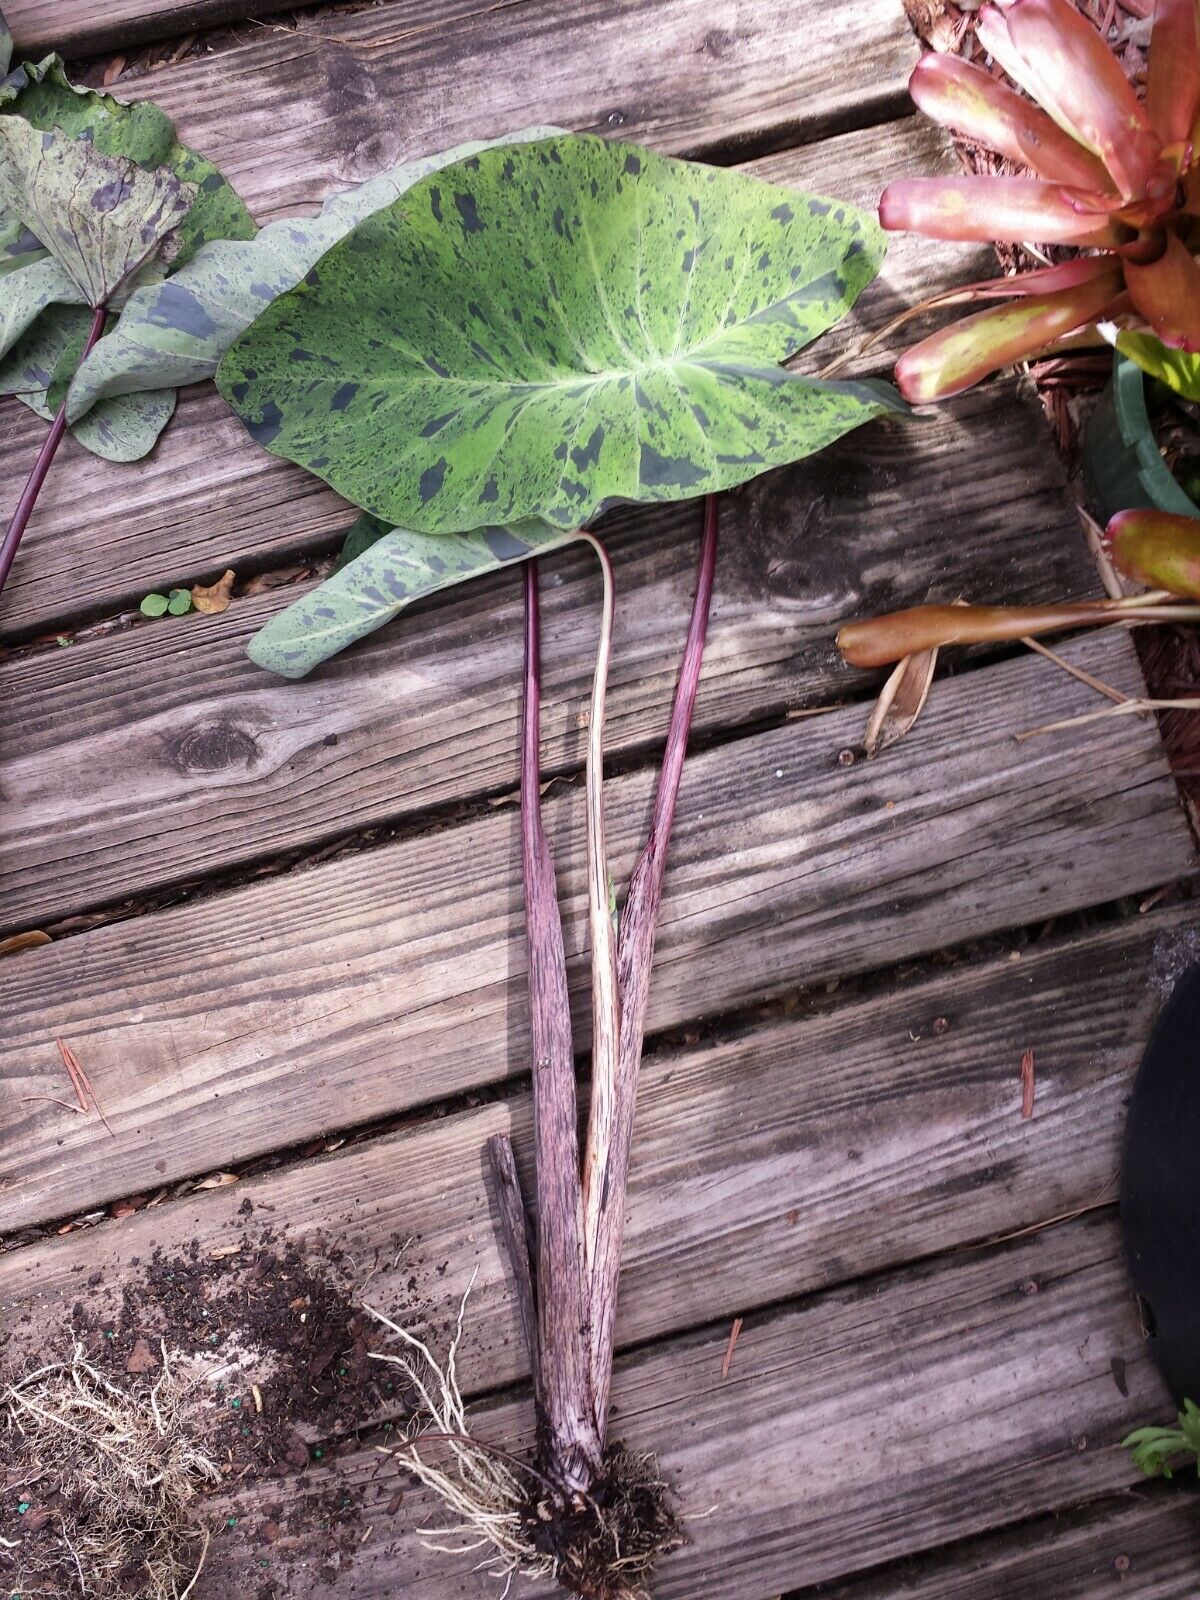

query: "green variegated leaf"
xmin=0 ymin=119 xmax=194 ymax=307
xmin=1115 ymin=329 xmax=1200 ymax=401
xmin=249 ymin=516 xmax=575 ymax=678
xmin=0 ymin=251 xmax=78 ymax=357
xmin=66 ymin=128 xmax=562 ymax=424
xmin=330 ymin=511 xmax=391 ymax=575
xmin=0 ymin=37 xmax=252 ymax=457
xmin=0 ymin=53 xmax=254 ymax=268
xmin=218 ymin=134 xmax=895 ymax=533
xmin=0 ymin=302 xmax=176 ymax=460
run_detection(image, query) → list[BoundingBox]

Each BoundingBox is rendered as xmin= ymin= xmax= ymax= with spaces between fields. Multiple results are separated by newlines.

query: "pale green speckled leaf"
xmin=0 ymin=53 xmax=254 ymax=268
xmin=0 ymin=118 xmax=194 ymax=308
xmin=0 ymin=42 xmax=252 ymax=456
xmin=250 ymin=515 xmax=575 ymax=678
xmin=67 ymin=128 xmax=563 ymax=424
xmin=0 ymin=251 xmax=79 ymax=358
xmin=0 ymin=301 xmax=175 ymax=460
xmin=218 ymin=134 xmax=896 ymax=533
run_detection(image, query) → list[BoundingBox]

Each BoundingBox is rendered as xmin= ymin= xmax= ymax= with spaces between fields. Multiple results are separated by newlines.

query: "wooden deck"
xmin=1 ymin=2 xmax=1199 ymax=1596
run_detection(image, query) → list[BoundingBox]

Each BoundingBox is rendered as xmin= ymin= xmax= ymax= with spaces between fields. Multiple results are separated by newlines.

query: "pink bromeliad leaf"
xmin=879 ymin=175 xmax=1125 ymax=247
xmin=1001 ymin=0 xmax=1162 ymax=200
xmin=1107 ymin=510 xmax=1200 ymax=600
xmin=894 ymin=261 xmax=1124 ymax=401
xmin=908 ymin=54 xmax=1112 ymax=191
xmin=950 ymin=257 xmax=1127 ymax=299
xmin=1147 ymin=0 xmax=1200 ymax=151
xmin=1124 ymin=233 xmax=1200 ymax=352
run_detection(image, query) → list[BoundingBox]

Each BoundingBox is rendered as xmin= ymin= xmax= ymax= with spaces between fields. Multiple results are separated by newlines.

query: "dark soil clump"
xmin=522 ymin=1445 xmax=682 ymax=1600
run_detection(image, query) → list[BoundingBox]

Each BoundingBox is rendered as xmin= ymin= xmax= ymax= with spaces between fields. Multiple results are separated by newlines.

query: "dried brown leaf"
xmin=124 ymin=1337 xmax=159 ymax=1373
xmin=863 ymin=647 xmax=939 ymax=755
xmin=191 ymin=568 xmax=235 ymax=614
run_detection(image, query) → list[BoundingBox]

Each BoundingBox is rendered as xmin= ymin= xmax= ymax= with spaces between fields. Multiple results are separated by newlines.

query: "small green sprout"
xmin=140 ymin=588 xmax=192 ymax=618
xmin=1124 ymin=1397 xmax=1200 ymax=1479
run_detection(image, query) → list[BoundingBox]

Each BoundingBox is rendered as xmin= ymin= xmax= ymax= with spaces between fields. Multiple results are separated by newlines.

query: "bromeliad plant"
xmin=837 ymin=0 xmax=1200 ymax=697
xmin=217 ymin=131 xmax=899 ymax=1598
xmin=879 ymin=0 xmax=1200 ymax=403
xmin=0 ymin=9 xmax=254 ymax=597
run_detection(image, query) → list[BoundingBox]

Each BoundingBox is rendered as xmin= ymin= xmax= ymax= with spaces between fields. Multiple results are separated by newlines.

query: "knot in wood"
xmin=173 ymin=720 xmax=260 ymax=775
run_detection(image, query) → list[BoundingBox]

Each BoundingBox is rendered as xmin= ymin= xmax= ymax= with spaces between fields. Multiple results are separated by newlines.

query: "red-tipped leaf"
xmin=1107 ymin=509 xmax=1200 ymax=599
xmin=894 ymin=263 xmax=1124 ymax=401
xmin=879 ymin=175 xmax=1125 ymax=246
xmin=1005 ymin=0 xmax=1162 ymax=199
xmin=1147 ymin=0 xmax=1200 ymax=148
xmin=908 ymin=54 xmax=1113 ymax=190
xmin=1124 ymin=233 xmax=1200 ymax=351
xmin=949 ymin=258 xmax=1128 ymax=299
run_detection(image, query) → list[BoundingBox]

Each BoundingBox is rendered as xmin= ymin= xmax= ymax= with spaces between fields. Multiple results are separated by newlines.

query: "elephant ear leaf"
xmin=218 ymin=133 xmax=897 ymax=534
xmin=0 ymin=118 xmax=194 ymax=308
xmin=249 ymin=516 xmax=577 ymax=679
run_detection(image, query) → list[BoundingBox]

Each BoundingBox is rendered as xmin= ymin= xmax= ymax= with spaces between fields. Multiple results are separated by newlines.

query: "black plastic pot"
xmin=1122 ymin=966 xmax=1200 ymax=1406
xmin=1084 ymin=355 xmax=1200 ymax=525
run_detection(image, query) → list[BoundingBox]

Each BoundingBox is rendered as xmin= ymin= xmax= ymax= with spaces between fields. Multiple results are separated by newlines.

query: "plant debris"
xmin=1020 ymin=1047 xmax=1036 ymax=1119
xmin=4 ymin=1340 xmax=219 ymax=1600
xmin=1 ymin=1226 xmax=426 ymax=1598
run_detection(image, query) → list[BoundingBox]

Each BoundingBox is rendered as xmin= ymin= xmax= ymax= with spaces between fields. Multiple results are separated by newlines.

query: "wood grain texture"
xmin=2 ymin=907 xmax=1191 ymax=1400
xmin=5 ymin=0 xmax=307 ymax=55
xmin=121 ymin=0 xmax=915 ymax=214
xmin=0 ymin=383 xmax=1088 ymax=929
xmin=802 ymin=1489 xmax=1200 ymax=1599
xmin=0 ymin=117 xmax=988 ymax=642
xmin=172 ymin=1220 xmax=1174 ymax=1596
xmin=0 ymin=630 xmax=1192 ymax=1232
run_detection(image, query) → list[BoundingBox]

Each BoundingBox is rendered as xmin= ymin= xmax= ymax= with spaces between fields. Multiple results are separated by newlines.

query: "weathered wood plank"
xmin=194 ymin=1219 xmax=1169 ymax=1597
xmin=0 ymin=118 xmax=987 ymax=643
xmin=0 ymin=631 xmax=1192 ymax=1231
xmin=0 ymin=382 xmax=1087 ymax=929
xmin=127 ymin=0 xmax=916 ymax=215
xmin=6 ymin=0 xmax=304 ymax=55
xmin=802 ymin=1490 xmax=1200 ymax=1599
xmin=1 ymin=907 xmax=1189 ymax=1401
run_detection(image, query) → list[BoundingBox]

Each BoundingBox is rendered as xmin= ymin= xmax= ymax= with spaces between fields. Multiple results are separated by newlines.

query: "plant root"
xmin=365 ymin=1285 xmax=680 ymax=1600
xmin=522 ymin=1444 xmax=681 ymax=1600
xmin=2 ymin=1339 xmax=219 ymax=1599
xmin=366 ymin=1279 xmax=553 ymax=1593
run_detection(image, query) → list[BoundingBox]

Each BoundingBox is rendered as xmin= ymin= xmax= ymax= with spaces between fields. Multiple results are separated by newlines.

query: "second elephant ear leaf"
xmin=0 ymin=42 xmax=252 ymax=459
xmin=0 ymin=303 xmax=176 ymax=462
xmin=218 ymin=133 xmax=898 ymax=533
xmin=0 ymin=118 xmax=194 ymax=308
